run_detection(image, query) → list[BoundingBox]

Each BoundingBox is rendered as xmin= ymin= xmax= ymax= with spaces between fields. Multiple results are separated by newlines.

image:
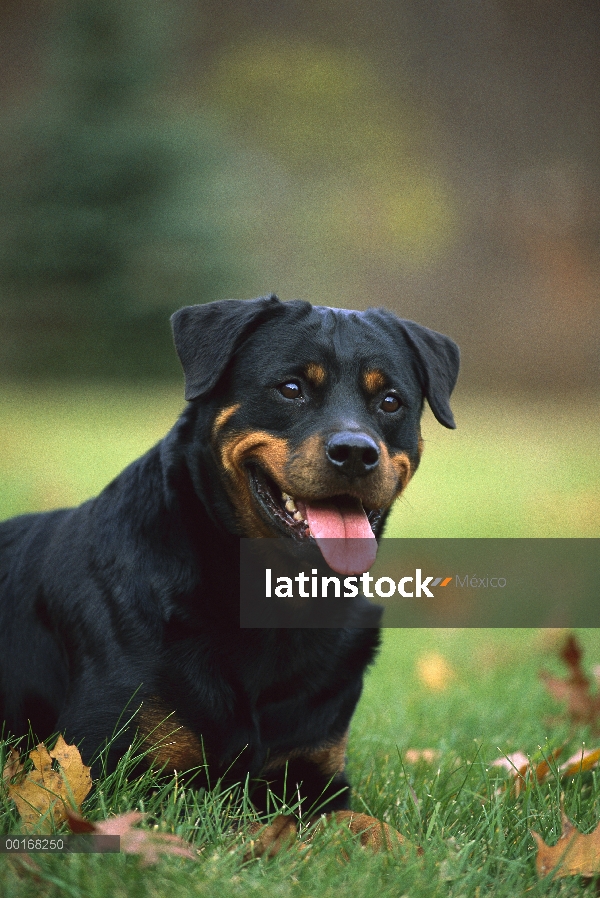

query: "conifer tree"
xmin=0 ymin=0 xmax=234 ymax=377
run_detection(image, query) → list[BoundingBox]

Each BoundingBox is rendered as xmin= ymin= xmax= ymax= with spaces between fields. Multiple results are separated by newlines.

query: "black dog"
xmin=0 ymin=296 xmax=458 ymax=844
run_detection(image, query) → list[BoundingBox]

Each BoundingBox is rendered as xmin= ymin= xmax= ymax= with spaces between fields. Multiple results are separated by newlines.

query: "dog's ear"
xmin=364 ymin=309 xmax=459 ymax=428
xmin=171 ymin=295 xmax=284 ymax=400
xmin=398 ymin=320 xmax=460 ymax=429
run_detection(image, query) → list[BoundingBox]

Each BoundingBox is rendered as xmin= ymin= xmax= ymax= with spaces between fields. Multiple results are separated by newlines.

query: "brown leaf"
xmin=65 ymin=808 xmax=96 ymax=834
xmin=66 ymin=808 xmax=196 ymax=865
xmin=5 ymin=737 xmax=92 ymax=832
xmin=540 ymin=633 xmax=600 ymax=730
xmin=532 ymin=811 xmax=600 ymax=878
xmin=562 ymin=634 xmax=585 ymax=675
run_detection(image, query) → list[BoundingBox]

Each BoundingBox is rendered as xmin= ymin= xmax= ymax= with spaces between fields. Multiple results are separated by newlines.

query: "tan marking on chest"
xmin=138 ymin=701 xmax=206 ymax=772
xmin=263 ymin=731 xmax=348 ymax=777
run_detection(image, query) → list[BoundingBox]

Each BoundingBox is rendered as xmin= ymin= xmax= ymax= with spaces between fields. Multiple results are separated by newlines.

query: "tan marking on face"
xmin=216 ymin=424 xmax=417 ymax=536
xmin=389 ymin=449 xmax=412 ymax=480
xmin=138 ymin=701 xmax=206 ymax=772
xmin=304 ymin=362 xmax=326 ymax=387
xmin=362 ymin=369 xmax=387 ymax=395
xmin=211 ymin=403 xmax=241 ymax=441
xmin=262 ymin=731 xmax=348 ymax=777
xmin=218 ymin=431 xmax=291 ymax=536
xmin=285 ymin=434 xmax=412 ymax=511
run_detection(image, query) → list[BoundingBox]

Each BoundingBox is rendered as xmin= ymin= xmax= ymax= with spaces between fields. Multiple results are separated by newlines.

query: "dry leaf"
xmin=540 ymin=633 xmax=600 ymax=730
xmin=3 ymin=736 xmax=92 ymax=832
xmin=404 ymin=749 xmax=441 ymax=764
xmin=2 ymin=748 xmax=24 ymax=783
xmin=560 ymin=747 xmax=600 ymax=778
xmin=492 ymin=746 xmax=600 ymax=797
xmin=416 ymin=652 xmax=456 ymax=691
xmin=532 ymin=810 xmax=600 ymax=878
xmin=66 ymin=809 xmax=197 ymax=865
xmin=491 ymin=751 xmax=530 ymax=777
xmin=491 ymin=749 xmax=563 ymax=796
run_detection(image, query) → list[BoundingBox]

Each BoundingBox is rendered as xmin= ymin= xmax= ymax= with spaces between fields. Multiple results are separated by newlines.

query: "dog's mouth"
xmin=247 ymin=465 xmax=382 ymax=575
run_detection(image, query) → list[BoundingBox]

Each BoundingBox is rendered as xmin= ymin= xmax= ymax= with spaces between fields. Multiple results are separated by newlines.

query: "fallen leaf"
xmin=404 ymin=749 xmax=441 ymax=764
xmin=540 ymin=633 xmax=600 ymax=730
xmin=532 ymin=810 xmax=600 ymax=878
xmin=66 ymin=809 xmax=197 ymax=865
xmin=416 ymin=652 xmax=456 ymax=691
xmin=4 ymin=736 xmax=92 ymax=832
xmin=491 ymin=749 xmax=563 ymax=796
xmin=560 ymin=747 xmax=600 ymax=778
xmin=491 ymin=751 xmax=530 ymax=777
xmin=492 ymin=746 xmax=600 ymax=796
xmin=2 ymin=747 xmax=24 ymax=783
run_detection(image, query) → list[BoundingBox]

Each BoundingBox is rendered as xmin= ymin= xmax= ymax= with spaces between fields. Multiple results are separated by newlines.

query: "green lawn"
xmin=0 ymin=386 xmax=597 ymax=536
xmin=1 ymin=385 xmax=599 ymax=895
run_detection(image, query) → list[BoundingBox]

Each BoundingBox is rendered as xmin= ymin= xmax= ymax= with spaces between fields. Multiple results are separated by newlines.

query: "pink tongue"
xmin=299 ymin=498 xmax=378 ymax=576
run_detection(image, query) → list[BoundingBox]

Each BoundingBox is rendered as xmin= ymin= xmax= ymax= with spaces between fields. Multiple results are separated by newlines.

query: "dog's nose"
xmin=325 ymin=431 xmax=380 ymax=478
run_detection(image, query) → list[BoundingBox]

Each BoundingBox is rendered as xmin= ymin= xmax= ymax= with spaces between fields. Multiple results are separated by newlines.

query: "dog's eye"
xmin=279 ymin=381 xmax=303 ymax=400
xmin=380 ymin=392 xmax=401 ymax=413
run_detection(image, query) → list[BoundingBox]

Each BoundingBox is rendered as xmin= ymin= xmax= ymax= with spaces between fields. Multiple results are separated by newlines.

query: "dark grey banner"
xmin=239 ymin=539 xmax=599 ymax=627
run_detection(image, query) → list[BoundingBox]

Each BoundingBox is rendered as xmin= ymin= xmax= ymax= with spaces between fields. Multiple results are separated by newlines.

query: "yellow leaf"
xmin=404 ymin=749 xmax=441 ymax=764
xmin=559 ymin=747 xmax=600 ymax=778
xmin=6 ymin=738 xmax=92 ymax=833
xmin=416 ymin=652 xmax=455 ymax=691
xmin=2 ymin=747 xmax=24 ymax=784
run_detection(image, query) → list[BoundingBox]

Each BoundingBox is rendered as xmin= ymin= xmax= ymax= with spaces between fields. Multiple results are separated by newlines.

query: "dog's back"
xmin=0 ymin=510 xmax=72 ymax=735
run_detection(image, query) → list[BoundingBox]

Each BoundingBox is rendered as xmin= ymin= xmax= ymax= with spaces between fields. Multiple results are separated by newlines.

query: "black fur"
xmin=0 ymin=296 xmax=458 ymax=814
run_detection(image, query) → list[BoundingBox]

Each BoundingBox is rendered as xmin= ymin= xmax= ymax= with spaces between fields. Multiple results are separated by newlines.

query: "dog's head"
xmin=172 ymin=295 xmax=459 ymax=575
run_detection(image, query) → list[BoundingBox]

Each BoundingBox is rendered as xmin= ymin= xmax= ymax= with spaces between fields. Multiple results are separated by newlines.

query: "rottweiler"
xmin=0 ymin=295 xmax=459 ymax=848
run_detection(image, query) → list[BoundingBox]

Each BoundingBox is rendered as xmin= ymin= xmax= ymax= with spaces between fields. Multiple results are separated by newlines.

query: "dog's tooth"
xmin=285 ymin=498 xmax=297 ymax=514
xmin=281 ymin=492 xmax=291 ymax=502
xmin=293 ymin=511 xmax=304 ymax=522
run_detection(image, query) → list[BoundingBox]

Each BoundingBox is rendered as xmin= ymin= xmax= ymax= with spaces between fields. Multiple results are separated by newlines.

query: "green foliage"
xmin=0 ymin=388 xmax=597 ymax=538
xmin=0 ymin=387 xmax=598 ymax=893
xmin=206 ymin=39 xmax=455 ymax=302
xmin=0 ymin=0 xmax=239 ymax=378
xmin=3 ymin=629 xmax=600 ymax=896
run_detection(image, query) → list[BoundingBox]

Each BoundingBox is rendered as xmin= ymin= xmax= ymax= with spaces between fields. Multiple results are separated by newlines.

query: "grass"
xmin=0 ymin=384 xmax=599 ymax=895
xmin=0 ymin=386 xmax=598 ymax=536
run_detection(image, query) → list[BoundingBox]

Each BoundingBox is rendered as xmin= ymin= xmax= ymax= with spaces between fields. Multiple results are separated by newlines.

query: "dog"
xmin=0 ymin=295 xmax=459 ymax=850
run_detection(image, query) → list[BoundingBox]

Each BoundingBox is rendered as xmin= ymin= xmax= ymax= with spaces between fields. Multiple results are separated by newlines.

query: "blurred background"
xmin=0 ymin=0 xmax=598 ymax=535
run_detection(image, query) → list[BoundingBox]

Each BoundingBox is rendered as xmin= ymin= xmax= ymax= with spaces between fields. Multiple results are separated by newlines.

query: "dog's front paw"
xmin=245 ymin=814 xmax=298 ymax=859
xmin=325 ymin=810 xmax=406 ymax=851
